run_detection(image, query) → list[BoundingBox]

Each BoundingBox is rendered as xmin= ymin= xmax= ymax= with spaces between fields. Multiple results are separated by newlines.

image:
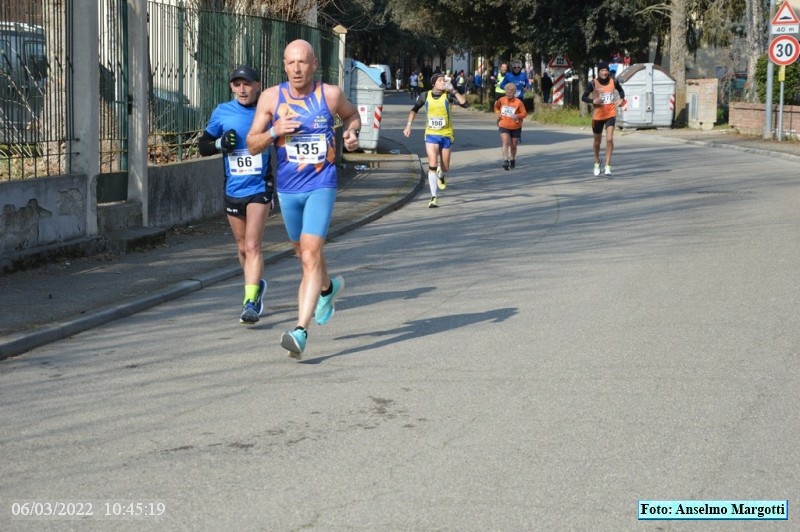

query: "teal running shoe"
xmin=314 ymin=275 xmax=345 ymax=325
xmin=281 ymin=328 xmax=307 ymax=359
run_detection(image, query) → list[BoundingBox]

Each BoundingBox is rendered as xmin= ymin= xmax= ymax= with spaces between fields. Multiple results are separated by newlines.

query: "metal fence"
xmin=1 ymin=0 xmax=341 ymax=181
xmin=0 ymin=1 xmax=73 ymax=181
xmin=147 ymin=2 xmax=340 ymax=164
xmin=99 ymin=0 xmax=130 ymax=174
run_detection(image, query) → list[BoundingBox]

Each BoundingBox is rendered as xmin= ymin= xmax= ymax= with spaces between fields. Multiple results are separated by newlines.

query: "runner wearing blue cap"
xmin=198 ymin=65 xmax=271 ymax=325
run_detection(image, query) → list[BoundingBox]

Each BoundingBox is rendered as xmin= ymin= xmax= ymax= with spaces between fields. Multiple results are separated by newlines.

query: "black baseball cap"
xmin=229 ymin=65 xmax=260 ymax=83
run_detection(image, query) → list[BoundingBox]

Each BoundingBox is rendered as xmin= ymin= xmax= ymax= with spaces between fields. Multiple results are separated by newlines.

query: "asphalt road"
xmin=1 ymin=92 xmax=797 ymax=530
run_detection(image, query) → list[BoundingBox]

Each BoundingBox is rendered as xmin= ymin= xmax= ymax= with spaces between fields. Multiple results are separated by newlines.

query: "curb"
xmin=636 ymin=132 xmax=800 ymax=164
xmin=0 ymin=155 xmax=424 ymax=361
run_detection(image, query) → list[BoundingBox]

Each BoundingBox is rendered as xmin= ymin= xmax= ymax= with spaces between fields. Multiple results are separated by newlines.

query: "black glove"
xmin=219 ymin=129 xmax=237 ymax=153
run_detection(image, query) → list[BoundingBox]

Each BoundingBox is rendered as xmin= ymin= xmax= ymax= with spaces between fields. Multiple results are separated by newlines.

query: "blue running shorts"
xmin=424 ymin=134 xmax=454 ymax=149
xmin=277 ymin=187 xmax=337 ymax=241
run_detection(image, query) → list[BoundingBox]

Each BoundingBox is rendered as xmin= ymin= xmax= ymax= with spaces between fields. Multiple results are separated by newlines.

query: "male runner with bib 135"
xmin=198 ymin=65 xmax=272 ymax=325
xmin=581 ymin=61 xmax=626 ymax=176
xmin=247 ymin=39 xmax=361 ymax=360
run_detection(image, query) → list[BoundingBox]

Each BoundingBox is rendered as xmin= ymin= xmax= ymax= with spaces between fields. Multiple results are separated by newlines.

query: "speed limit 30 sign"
xmin=769 ymin=35 xmax=800 ymax=66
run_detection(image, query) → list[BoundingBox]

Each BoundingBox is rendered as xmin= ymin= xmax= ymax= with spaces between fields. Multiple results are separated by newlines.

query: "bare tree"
xmin=223 ymin=0 xmax=334 ymax=24
xmin=670 ymin=0 xmax=688 ymax=124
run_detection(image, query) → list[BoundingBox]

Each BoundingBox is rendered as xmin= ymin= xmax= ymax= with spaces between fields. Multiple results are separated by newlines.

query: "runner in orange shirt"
xmin=494 ymin=82 xmax=527 ymax=171
xmin=581 ymin=62 xmax=626 ymax=176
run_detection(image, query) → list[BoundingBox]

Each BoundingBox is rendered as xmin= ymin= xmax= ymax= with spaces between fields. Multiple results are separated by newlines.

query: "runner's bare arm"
xmin=326 ymin=84 xmax=361 ymax=152
xmin=246 ymin=88 xmax=278 ymax=155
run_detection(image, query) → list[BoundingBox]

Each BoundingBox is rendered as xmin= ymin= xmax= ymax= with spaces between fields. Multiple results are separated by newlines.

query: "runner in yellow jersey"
xmin=402 ymin=73 xmax=469 ymax=208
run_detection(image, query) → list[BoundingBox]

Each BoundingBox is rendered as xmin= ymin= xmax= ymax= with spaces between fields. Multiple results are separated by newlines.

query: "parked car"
xmin=150 ymin=87 xmax=201 ymax=134
xmin=0 ymin=21 xmax=46 ymax=145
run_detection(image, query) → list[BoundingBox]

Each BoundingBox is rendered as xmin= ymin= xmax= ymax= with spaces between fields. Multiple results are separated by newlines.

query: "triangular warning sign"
xmin=772 ymin=2 xmax=800 ymax=25
xmin=547 ymin=55 xmax=572 ymax=70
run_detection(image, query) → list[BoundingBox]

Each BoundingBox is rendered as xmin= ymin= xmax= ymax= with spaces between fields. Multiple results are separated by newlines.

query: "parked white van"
xmin=369 ymin=64 xmax=391 ymax=89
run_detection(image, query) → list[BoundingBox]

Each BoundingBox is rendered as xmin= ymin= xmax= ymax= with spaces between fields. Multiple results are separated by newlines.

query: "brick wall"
xmin=730 ymin=102 xmax=800 ymax=139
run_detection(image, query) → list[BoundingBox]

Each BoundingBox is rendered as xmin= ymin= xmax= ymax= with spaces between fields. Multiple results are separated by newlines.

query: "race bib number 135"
xmin=286 ymin=134 xmax=327 ymax=164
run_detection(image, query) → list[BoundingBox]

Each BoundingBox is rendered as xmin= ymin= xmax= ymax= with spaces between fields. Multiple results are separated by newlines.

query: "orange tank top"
xmin=592 ymin=78 xmax=617 ymax=121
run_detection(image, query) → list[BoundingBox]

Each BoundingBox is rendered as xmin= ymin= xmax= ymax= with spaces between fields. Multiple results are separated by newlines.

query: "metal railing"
xmin=147 ymin=2 xmax=341 ymax=163
xmin=0 ymin=1 xmax=73 ymax=180
xmin=1 ymin=1 xmax=340 ymax=181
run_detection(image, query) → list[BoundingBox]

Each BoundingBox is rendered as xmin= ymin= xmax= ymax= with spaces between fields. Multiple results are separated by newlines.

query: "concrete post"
xmin=127 ymin=0 xmax=150 ymax=224
xmin=69 ymin=0 xmax=100 ymax=235
xmin=332 ymin=25 xmax=347 ymax=166
xmin=333 ymin=24 xmax=347 ymax=88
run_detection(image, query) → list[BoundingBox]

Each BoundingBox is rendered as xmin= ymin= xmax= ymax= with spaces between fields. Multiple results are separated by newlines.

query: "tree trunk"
xmin=669 ymin=0 xmax=688 ymax=125
xmin=745 ymin=0 xmax=768 ymax=102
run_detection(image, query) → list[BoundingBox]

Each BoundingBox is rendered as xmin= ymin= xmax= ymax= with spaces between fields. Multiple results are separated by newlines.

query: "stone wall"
xmin=147 ymin=157 xmax=227 ymax=228
xmin=1 ymin=174 xmax=89 ymax=257
xmin=1 ymin=157 xmax=227 ymax=271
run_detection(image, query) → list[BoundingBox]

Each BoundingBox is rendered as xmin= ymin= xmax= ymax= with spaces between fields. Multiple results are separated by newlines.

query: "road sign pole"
xmin=778 ymin=66 xmax=785 ymax=141
xmin=765 ymin=0 xmax=776 ymax=140
xmin=767 ymin=1 xmax=800 ymax=141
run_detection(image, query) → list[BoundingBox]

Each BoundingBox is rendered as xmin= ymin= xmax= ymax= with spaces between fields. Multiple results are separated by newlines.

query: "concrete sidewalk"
xmin=2 ymin=125 xmax=799 ymax=360
xmin=0 ymin=150 xmax=422 ymax=360
xmin=630 ymin=126 xmax=800 ymax=163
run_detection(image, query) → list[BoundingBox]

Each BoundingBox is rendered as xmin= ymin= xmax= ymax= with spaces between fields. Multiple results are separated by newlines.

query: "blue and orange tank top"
xmin=273 ymin=81 xmax=337 ymax=193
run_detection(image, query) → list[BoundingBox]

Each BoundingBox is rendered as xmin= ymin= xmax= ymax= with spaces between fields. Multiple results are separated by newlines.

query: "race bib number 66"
xmin=228 ymin=150 xmax=263 ymax=176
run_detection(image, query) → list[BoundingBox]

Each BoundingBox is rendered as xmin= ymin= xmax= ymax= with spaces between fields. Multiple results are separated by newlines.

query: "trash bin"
xmin=343 ymin=58 xmax=384 ymax=152
xmin=617 ymin=63 xmax=676 ymax=129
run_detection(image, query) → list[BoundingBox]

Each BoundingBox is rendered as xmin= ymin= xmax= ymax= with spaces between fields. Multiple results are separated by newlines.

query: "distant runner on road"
xmin=581 ymin=61 xmax=626 ymax=177
xmin=494 ymin=82 xmax=527 ymax=171
xmin=402 ymin=72 xmax=469 ymax=208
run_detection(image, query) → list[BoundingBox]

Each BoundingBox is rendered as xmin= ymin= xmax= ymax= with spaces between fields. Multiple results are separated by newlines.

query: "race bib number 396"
xmin=286 ymin=134 xmax=327 ymax=164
